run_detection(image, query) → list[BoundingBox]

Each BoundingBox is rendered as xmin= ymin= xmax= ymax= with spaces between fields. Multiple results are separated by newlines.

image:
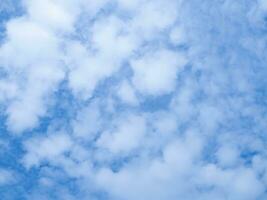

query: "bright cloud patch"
xmin=0 ymin=0 xmax=267 ymax=200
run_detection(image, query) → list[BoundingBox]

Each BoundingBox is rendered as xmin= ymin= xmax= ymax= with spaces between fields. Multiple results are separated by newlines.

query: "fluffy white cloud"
xmin=0 ymin=18 xmax=59 ymax=67
xmin=23 ymin=133 xmax=73 ymax=168
xmin=130 ymin=0 xmax=179 ymax=39
xmin=131 ymin=49 xmax=187 ymax=95
xmin=97 ymin=114 xmax=146 ymax=154
xmin=196 ymin=165 xmax=264 ymax=200
xmin=0 ymin=15 xmax=65 ymax=133
xmin=6 ymin=61 xmax=64 ymax=133
xmin=24 ymin=0 xmax=78 ymax=32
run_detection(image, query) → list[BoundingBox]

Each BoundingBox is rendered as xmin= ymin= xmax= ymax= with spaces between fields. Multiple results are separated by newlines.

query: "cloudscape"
xmin=0 ymin=0 xmax=267 ymax=199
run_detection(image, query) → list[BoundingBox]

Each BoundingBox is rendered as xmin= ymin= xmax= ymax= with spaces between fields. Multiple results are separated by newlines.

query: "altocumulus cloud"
xmin=0 ymin=0 xmax=267 ymax=199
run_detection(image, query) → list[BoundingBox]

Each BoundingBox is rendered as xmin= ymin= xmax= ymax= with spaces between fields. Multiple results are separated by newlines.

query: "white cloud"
xmin=97 ymin=114 xmax=146 ymax=154
xmin=66 ymin=15 xmax=138 ymax=99
xmin=94 ymin=130 xmax=204 ymax=200
xmin=23 ymin=133 xmax=73 ymax=168
xmin=169 ymin=25 xmax=187 ymax=45
xmin=130 ymin=0 xmax=179 ymax=39
xmin=6 ymin=61 xmax=64 ymax=133
xmin=197 ymin=165 xmax=264 ymax=200
xmin=131 ymin=49 xmax=187 ymax=95
xmin=0 ymin=16 xmax=65 ymax=133
xmin=116 ymin=80 xmax=138 ymax=105
xmin=216 ymin=145 xmax=240 ymax=168
xmin=0 ymin=18 xmax=60 ymax=67
xmin=24 ymin=0 xmax=77 ymax=32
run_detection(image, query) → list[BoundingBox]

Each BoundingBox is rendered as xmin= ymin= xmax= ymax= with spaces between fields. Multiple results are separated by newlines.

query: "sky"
xmin=0 ymin=0 xmax=267 ymax=199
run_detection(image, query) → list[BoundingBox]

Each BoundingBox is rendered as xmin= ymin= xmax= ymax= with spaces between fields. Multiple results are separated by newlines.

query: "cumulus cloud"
xmin=96 ymin=114 xmax=146 ymax=155
xmin=23 ymin=133 xmax=73 ymax=168
xmin=131 ymin=49 xmax=187 ymax=95
xmin=0 ymin=0 xmax=267 ymax=199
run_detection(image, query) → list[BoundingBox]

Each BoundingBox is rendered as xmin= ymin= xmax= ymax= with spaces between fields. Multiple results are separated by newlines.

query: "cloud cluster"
xmin=0 ymin=0 xmax=267 ymax=199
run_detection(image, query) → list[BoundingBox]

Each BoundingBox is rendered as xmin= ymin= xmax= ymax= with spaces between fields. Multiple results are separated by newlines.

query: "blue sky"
xmin=0 ymin=0 xmax=267 ymax=199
